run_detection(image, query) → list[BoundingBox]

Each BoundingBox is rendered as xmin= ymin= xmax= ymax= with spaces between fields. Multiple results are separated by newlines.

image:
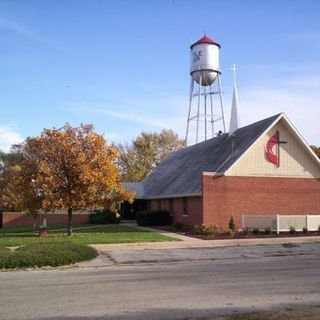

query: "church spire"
xmin=229 ymin=64 xmax=240 ymax=135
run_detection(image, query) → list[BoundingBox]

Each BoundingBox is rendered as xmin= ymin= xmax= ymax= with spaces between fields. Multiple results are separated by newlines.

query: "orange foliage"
xmin=1 ymin=123 xmax=134 ymax=214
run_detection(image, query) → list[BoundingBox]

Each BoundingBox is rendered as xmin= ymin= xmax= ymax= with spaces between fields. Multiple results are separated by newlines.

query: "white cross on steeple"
xmin=231 ymin=64 xmax=237 ymax=82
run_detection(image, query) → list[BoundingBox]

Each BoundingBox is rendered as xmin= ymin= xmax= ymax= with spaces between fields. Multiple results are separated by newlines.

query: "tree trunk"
xmin=67 ymin=207 xmax=73 ymax=236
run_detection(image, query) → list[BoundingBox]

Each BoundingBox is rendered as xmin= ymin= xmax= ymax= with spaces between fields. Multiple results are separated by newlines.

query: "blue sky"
xmin=0 ymin=0 xmax=319 ymax=150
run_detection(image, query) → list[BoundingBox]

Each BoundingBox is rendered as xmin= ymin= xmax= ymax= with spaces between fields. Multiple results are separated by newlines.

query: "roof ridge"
xmin=177 ymin=113 xmax=282 ymax=152
xmin=231 ymin=113 xmax=282 ymax=134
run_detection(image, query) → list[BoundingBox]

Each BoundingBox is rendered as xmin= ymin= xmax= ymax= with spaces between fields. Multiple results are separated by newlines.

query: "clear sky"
xmin=0 ymin=0 xmax=319 ymax=151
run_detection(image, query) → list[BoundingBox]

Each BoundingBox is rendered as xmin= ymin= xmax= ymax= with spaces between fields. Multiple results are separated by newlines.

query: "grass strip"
xmin=214 ymin=305 xmax=320 ymax=320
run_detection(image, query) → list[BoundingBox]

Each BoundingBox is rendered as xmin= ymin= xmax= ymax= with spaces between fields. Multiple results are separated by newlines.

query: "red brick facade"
xmin=149 ymin=197 xmax=202 ymax=225
xmin=147 ymin=175 xmax=320 ymax=230
xmin=1 ymin=212 xmax=90 ymax=228
xmin=202 ymin=174 xmax=320 ymax=230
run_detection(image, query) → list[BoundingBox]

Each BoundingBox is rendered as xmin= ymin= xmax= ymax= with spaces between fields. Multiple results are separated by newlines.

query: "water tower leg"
xmin=196 ymin=74 xmax=202 ymax=143
xmin=185 ymin=78 xmax=194 ymax=143
xmin=204 ymin=86 xmax=207 ymax=140
xmin=217 ymin=74 xmax=226 ymax=132
xmin=209 ymin=85 xmax=214 ymax=137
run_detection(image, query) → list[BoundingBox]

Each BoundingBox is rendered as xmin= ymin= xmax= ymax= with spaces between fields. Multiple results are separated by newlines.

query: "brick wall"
xmin=1 ymin=212 xmax=90 ymax=228
xmin=202 ymin=174 xmax=320 ymax=230
xmin=149 ymin=197 xmax=202 ymax=225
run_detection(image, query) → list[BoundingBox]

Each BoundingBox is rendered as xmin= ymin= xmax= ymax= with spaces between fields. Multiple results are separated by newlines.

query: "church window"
xmin=182 ymin=198 xmax=188 ymax=216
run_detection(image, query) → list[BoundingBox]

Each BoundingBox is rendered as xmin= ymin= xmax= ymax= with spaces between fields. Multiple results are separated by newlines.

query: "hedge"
xmin=136 ymin=210 xmax=172 ymax=226
xmin=89 ymin=209 xmax=121 ymax=224
xmin=0 ymin=242 xmax=98 ymax=269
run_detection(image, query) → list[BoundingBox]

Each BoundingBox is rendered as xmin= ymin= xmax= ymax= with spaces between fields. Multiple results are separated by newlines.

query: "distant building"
xmin=122 ymin=113 xmax=320 ymax=229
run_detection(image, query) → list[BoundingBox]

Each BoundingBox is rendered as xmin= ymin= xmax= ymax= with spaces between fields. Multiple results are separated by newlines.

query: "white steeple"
xmin=229 ymin=64 xmax=240 ymax=135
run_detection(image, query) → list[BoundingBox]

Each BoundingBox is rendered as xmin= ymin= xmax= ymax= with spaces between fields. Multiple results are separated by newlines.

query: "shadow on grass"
xmin=0 ymin=226 xmax=155 ymax=242
xmin=1 ymin=225 xmax=149 ymax=236
xmin=73 ymin=226 xmax=151 ymax=234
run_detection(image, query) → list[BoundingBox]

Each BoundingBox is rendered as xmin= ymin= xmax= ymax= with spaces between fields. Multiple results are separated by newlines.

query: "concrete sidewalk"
xmin=92 ymin=235 xmax=320 ymax=253
xmin=92 ymin=222 xmax=320 ymax=253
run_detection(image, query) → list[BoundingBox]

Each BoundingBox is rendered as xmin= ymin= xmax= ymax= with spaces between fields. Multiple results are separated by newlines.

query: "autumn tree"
xmin=0 ymin=149 xmax=10 ymax=211
xmin=0 ymin=146 xmax=25 ymax=211
xmin=118 ymin=129 xmax=186 ymax=182
xmin=0 ymin=149 xmax=8 ymax=166
xmin=0 ymin=124 xmax=133 ymax=235
xmin=311 ymin=145 xmax=320 ymax=159
xmin=0 ymin=147 xmax=26 ymax=172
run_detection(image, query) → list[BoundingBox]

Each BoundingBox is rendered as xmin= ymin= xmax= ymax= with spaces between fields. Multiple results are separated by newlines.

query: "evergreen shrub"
xmin=136 ymin=210 xmax=172 ymax=226
xmin=0 ymin=242 xmax=98 ymax=269
xmin=89 ymin=209 xmax=121 ymax=224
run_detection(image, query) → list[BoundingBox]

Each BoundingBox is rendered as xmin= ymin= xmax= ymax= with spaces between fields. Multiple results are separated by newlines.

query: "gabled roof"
xmin=142 ymin=113 xmax=282 ymax=199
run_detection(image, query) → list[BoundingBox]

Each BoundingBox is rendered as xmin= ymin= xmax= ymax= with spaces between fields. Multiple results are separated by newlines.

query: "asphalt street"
xmin=0 ymin=243 xmax=320 ymax=320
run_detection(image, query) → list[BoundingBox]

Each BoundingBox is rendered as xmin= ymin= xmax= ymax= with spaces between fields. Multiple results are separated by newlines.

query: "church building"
xmin=123 ymin=35 xmax=320 ymax=230
xmin=124 ymin=113 xmax=320 ymax=230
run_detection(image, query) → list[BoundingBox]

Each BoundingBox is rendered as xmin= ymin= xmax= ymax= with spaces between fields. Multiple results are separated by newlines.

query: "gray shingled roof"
xmin=122 ymin=182 xmax=144 ymax=198
xmin=142 ymin=113 xmax=281 ymax=198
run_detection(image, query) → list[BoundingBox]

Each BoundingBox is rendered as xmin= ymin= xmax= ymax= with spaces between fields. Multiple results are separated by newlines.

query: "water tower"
xmin=185 ymin=35 xmax=226 ymax=144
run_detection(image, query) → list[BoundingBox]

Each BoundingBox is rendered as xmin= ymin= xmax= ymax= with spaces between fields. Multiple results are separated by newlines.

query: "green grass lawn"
xmin=0 ymin=225 xmax=179 ymax=247
xmin=215 ymin=306 xmax=320 ymax=320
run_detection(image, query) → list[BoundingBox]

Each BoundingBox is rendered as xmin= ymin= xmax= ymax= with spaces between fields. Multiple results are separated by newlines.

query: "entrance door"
xmin=121 ymin=200 xmax=148 ymax=220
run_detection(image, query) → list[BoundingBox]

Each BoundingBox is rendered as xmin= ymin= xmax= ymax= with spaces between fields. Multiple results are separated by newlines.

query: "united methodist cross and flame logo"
xmin=265 ymin=131 xmax=287 ymax=166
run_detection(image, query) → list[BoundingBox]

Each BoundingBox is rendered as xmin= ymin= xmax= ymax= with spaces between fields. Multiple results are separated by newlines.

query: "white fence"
xmin=242 ymin=214 xmax=320 ymax=233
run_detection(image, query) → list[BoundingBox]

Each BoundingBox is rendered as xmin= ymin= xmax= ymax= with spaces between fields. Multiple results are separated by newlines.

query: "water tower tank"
xmin=190 ymin=35 xmax=221 ymax=86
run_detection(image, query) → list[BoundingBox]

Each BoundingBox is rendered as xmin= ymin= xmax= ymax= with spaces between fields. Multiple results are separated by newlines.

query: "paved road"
xmin=1 ymin=244 xmax=320 ymax=320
